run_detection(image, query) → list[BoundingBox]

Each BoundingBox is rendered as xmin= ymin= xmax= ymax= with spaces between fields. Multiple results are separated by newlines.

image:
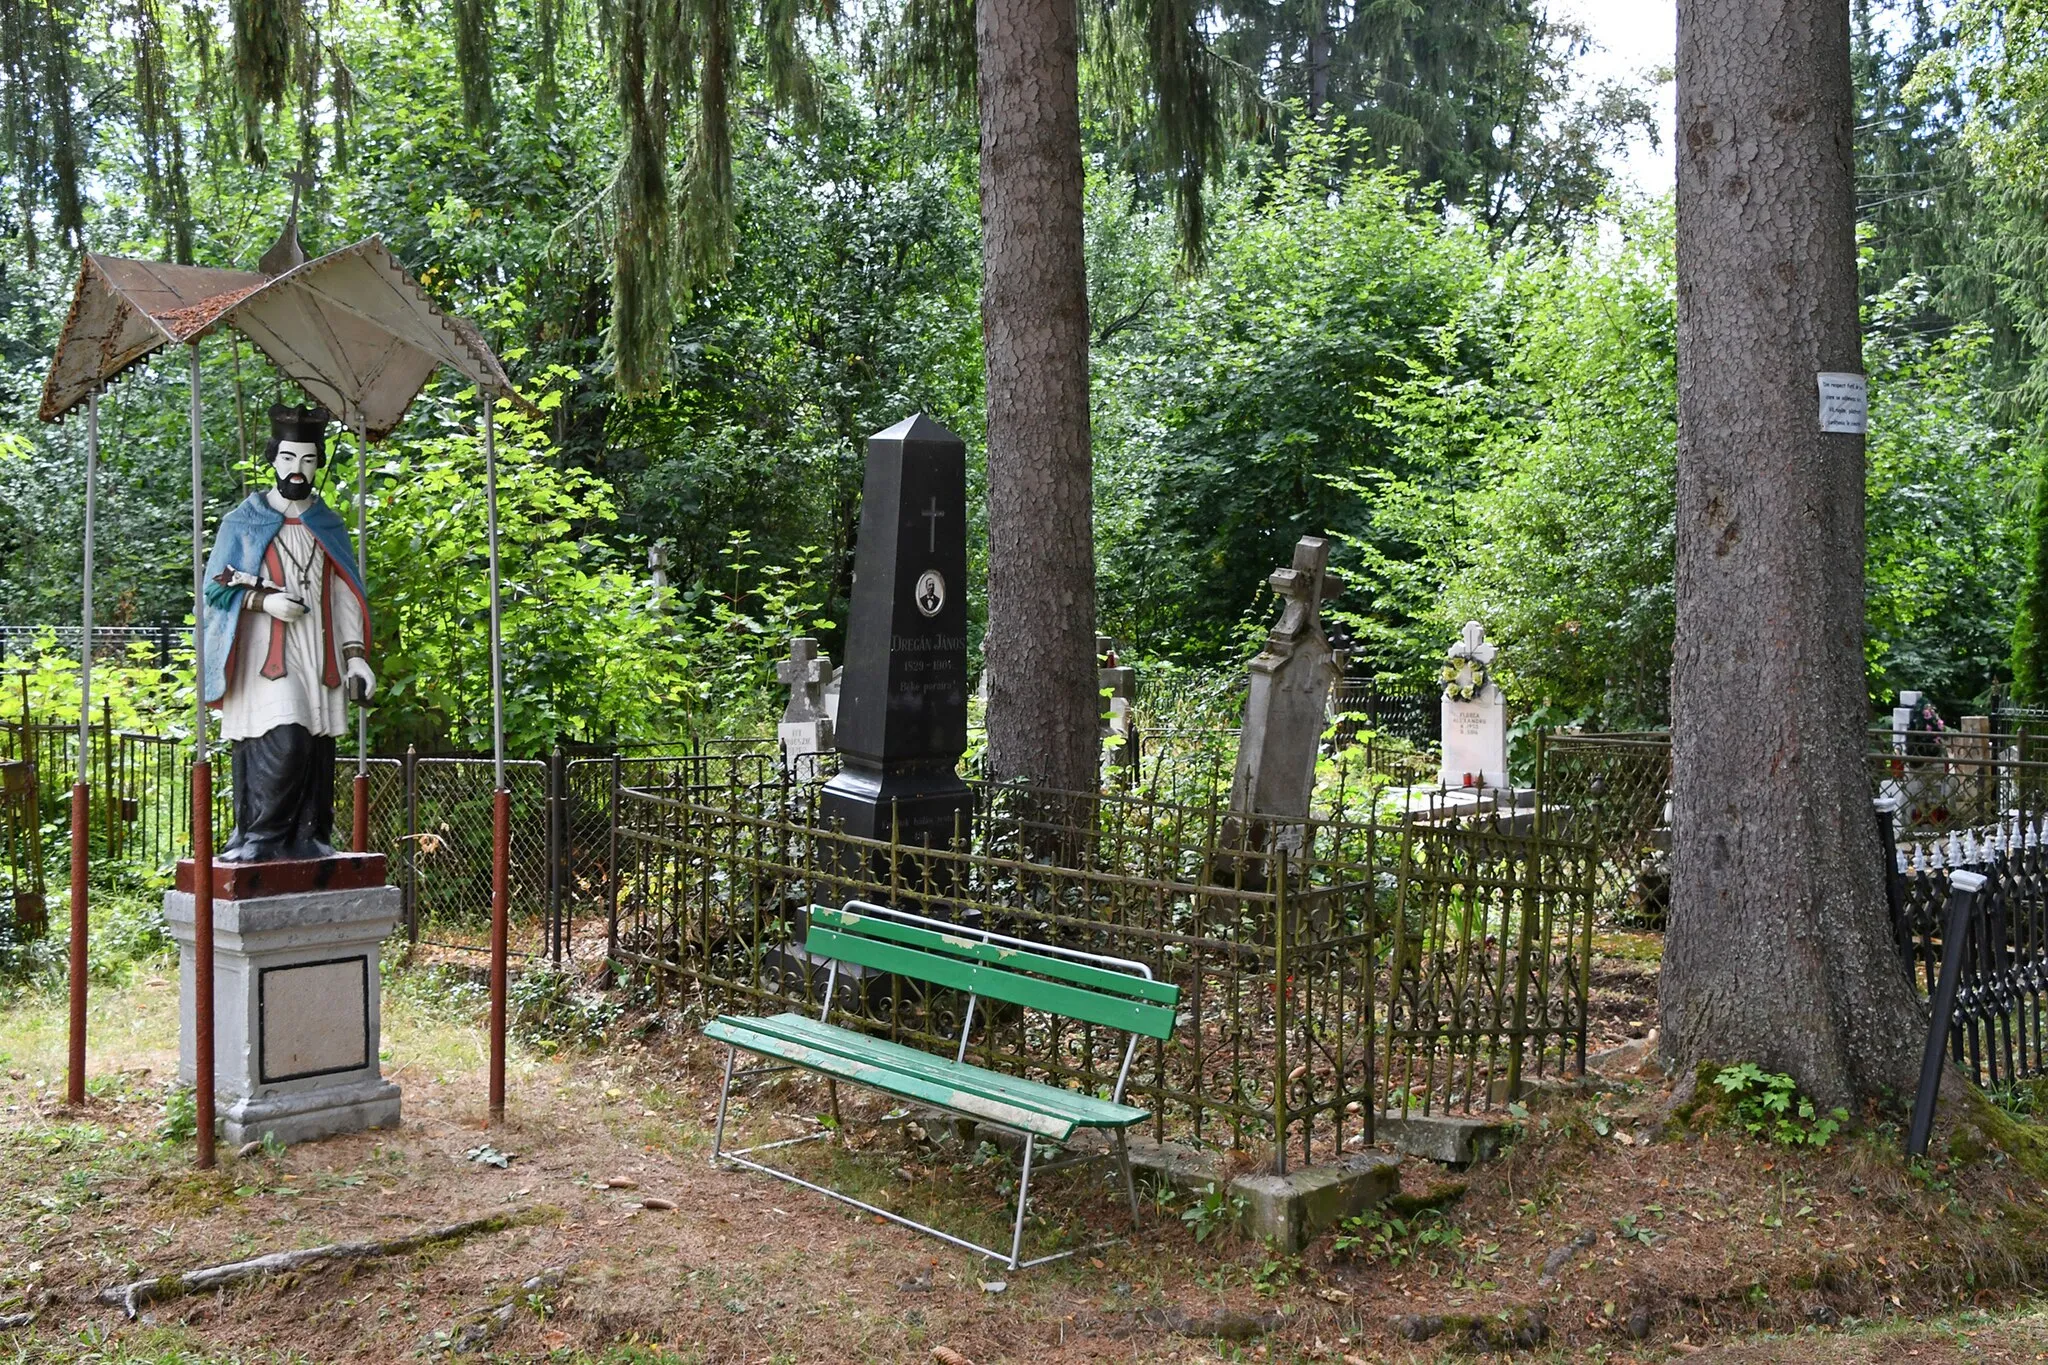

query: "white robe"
xmin=220 ymin=491 xmax=364 ymax=742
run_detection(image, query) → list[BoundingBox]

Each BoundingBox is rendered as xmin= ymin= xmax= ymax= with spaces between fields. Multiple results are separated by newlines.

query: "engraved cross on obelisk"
xmin=922 ymin=497 xmax=945 ymax=553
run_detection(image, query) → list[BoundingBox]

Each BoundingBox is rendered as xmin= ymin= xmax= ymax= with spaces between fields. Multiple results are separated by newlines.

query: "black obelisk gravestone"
xmin=819 ymin=414 xmax=974 ymax=867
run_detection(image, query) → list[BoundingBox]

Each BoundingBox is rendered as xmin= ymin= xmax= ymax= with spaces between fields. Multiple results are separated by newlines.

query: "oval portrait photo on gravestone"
xmin=915 ymin=569 xmax=945 ymax=618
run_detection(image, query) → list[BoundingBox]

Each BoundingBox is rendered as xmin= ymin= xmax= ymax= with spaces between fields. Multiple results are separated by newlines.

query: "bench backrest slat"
xmin=808 ymin=906 xmax=1180 ymax=1006
xmin=805 ymin=913 xmax=1179 ymax=1040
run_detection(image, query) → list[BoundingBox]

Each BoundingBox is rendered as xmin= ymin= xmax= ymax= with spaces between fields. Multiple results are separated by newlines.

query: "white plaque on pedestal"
xmin=1441 ymin=693 xmax=1508 ymax=791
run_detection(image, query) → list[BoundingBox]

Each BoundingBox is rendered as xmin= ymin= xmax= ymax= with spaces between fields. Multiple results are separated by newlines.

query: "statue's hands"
xmin=260 ymin=592 xmax=309 ymax=622
xmin=345 ymin=657 xmax=376 ymax=703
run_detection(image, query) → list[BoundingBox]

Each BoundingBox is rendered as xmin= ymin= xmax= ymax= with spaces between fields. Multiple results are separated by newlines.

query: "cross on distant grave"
xmin=921 ymin=496 xmax=945 ymax=554
xmin=1223 ymin=536 xmax=1343 ymax=869
xmin=1451 ymin=620 xmax=1497 ymax=668
xmin=1263 ymin=537 xmax=1341 ymax=647
xmin=777 ymin=637 xmax=832 ymax=723
xmin=777 ymin=636 xmax=835 ymax=780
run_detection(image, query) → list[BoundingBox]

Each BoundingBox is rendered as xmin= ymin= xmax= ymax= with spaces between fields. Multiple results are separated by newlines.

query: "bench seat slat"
xmin=809 ymin=906 xmax=1181 ymax=1007
xmin=705 ymin=1013 xmax=1151 ymax=1141
xmin=806 ymin=927 xmax=1178 ymax=1039
xmin=731 ymin=1012 xmax=1148 ymax=1127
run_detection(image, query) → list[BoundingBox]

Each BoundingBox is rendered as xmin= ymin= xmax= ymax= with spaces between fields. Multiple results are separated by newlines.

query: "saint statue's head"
xmin=266 ymin=403 xmax=332 ymax=502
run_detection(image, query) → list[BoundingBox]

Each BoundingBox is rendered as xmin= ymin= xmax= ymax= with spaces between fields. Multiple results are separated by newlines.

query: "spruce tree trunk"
xmin=1662 ymin=0 xmax=1925 ymax=1109
xmin=977 ymin=0 xmax=1100 ymax=794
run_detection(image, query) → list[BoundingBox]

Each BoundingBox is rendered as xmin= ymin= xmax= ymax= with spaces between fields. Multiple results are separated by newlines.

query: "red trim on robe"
xmin=260 ymin=544 xmax=288 ymax=679
xmin=322 ymin=559 xmax=342 ymax=687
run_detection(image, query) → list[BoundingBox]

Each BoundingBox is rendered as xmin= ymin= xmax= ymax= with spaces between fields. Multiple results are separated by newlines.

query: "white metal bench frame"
xmin=709 ymin=899 xmax=1160 ymax=1270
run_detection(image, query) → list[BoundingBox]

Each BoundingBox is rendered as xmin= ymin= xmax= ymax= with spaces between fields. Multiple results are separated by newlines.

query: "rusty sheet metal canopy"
xmin=221 ymin=237 xmax=533 ymax=438
xmin=38 ymin=258 xmax=269 ymax=423
xmin=38 ymin=237 xmax=533 ymax=437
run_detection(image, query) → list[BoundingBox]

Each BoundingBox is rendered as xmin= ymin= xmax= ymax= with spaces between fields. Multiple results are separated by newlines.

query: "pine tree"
xmin=2012 ymin=456 xmax=2048 ymax=705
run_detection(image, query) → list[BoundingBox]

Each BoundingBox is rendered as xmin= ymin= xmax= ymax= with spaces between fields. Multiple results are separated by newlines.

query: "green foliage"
xmin=508 ymin=965 xmax=621 ymax=1053
xmin=1091 ymin=125 xmax=1493 ymax=661
xmin=159 ymin=1085 xmax=198 ymax=1146
xmin=357 ymin=382 xmax=706 ymax=750
xmin=1861 ymin=284 xmax=2033 ymax=706
xmin=2014 ymin=450 xmax=2048 ymax=706
xmin=1711 ymin=1063 xmax=1848 ymax=1149
xmin=1331 ymin=1204 xmax=1461 ymax=1264
xmin=1178 ymin=1180 xmax=1245 ymax=1242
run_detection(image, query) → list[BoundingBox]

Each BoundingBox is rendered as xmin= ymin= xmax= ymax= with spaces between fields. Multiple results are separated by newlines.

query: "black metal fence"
xmin=612 ymin=754 xmax=1594 ymax=1169
xmin=1330 ymin=679 xmax=1439 ymax=749
xmin=0 ymin=624 xmax=183 ymax=665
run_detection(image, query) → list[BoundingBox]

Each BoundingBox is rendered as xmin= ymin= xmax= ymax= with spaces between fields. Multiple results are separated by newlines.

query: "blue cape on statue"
xmin=201 ymin=493 xmax=368 ymax=706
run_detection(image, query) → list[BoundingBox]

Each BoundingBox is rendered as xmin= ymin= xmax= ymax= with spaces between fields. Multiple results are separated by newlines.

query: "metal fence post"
xmin=101 ymin=698 xmax=116 ymax=860
xmin=1273 ymin=848 xmax=1290 ymax=1175
xmin=605 ymin=748 xmax=621 ymax=988
xmin=1908 ymin=869 xmax=1988 ymax=1157
xmin=548 ymin=742 xmax=566 ymax=968
xmin=404 ymin=745 xmax=419 ymax=943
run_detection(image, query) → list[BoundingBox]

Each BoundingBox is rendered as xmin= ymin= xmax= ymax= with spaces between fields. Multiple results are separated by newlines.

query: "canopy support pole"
xmin=483 ymin=398 xmax=508 ymax=1126
xmin=189 ymin=344 xmax=216 ymax=1170
xmin=352 ymin=411 xmax=370 ymax=853
xmin=66 ymin=385 xmax=98 ymax=1107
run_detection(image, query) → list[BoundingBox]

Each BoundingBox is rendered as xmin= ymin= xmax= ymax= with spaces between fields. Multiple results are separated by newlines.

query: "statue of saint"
xmin=201 ymin=404 xmax=375 ymax=862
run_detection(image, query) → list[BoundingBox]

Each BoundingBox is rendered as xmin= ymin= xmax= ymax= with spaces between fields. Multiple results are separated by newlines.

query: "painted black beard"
xmin=275 ymin=472 xmax=313 ymax=502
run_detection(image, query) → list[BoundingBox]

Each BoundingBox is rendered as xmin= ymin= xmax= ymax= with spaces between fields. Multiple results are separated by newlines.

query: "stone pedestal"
xmin=166 ymin=858 xmax=402 ymax=1147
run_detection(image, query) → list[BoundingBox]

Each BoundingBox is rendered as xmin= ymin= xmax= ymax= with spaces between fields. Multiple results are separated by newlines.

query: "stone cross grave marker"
xmin=1439 ymin=620 xmax=1507 ymax=790
xmin=1098 ymin=634 xmax=1137 ymax=776
xmin=1225 ymin=536 xmax=1342 ymax=856
xmin=819 ymin=414 xmax=974 ymax=867
xmin=777 ymin=636 xmax=835 ymax=779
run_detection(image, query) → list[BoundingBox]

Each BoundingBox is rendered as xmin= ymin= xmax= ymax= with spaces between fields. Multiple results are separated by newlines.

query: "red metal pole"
xmin=66 ymin=781 xmax=87 ymax=1105
xmin=189 ymin=344 xmax=215 ymax=1171
xmin=193 ymin=758 xmax=215 ymax=1169
xmin=352 ymin=772 xmax=370 ymax=853
xmin=488 ymin=786 xmax=510 ymax=1124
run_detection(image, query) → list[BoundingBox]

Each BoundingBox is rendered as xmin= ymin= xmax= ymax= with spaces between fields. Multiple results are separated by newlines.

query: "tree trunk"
xmin=1662 ymin=0 xmax=1925 ymax=1110
xmin=977 ymin=0 xmax=1099 ymax=794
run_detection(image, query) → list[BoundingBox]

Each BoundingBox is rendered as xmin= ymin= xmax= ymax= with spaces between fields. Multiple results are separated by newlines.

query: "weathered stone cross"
xmin=1264 ymin=536 xmax=1340 ymax=645
xmin=777 ymin=636 xmax=832 ymax=722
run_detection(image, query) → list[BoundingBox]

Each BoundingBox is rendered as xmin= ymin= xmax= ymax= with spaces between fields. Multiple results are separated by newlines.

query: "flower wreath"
xmin=1440 ymin=660 xmax=1488 ymax=702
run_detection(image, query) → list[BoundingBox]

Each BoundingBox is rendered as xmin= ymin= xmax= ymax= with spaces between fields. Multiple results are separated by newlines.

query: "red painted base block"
xmin=174 ymin=852 xmax=389 ymax=900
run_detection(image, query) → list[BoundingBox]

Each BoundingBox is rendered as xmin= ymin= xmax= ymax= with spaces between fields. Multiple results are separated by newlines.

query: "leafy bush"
xmin=508 ymin=965 xmax=620 ymax=1053
xmin=160 ymin=1086 xmax=197 ymax=1145
xmin=1711 ymin=1062 xmax=1848 ymax=1148
xmin=1179 ymin=1181 xmax=1247 ymax=1243
xmin=1332 ymin=1204 xmax=1462 ymax=1264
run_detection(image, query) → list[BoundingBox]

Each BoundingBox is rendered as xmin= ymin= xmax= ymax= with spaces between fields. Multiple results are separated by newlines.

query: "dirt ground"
xmin=6 ymin=938 xmax=2048 ymax=1364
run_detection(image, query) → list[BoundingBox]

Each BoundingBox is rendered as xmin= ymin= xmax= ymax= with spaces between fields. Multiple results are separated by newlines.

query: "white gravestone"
xmin=777 ymin=636 xmax=835 ymax=780
xmin=1439 ymin=621 xmax=1508 ymax=791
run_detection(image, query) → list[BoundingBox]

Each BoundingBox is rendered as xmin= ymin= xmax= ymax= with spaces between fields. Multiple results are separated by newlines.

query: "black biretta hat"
xmin=269 ymin=403 xmax=332 ymax=448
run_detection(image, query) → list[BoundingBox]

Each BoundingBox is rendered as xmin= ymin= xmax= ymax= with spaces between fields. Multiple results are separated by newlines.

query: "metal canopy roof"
xmin=39 ymin=237 xmax=535 ymax=439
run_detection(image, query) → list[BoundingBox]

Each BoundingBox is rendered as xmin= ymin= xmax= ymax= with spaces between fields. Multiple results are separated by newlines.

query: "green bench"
xmin=704 ymin=899 xmax=1181 ymax=1270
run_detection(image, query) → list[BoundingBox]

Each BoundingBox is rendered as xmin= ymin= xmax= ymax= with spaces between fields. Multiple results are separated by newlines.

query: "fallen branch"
xmin=99 ymin=1210 xmax=535 ymax=1319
